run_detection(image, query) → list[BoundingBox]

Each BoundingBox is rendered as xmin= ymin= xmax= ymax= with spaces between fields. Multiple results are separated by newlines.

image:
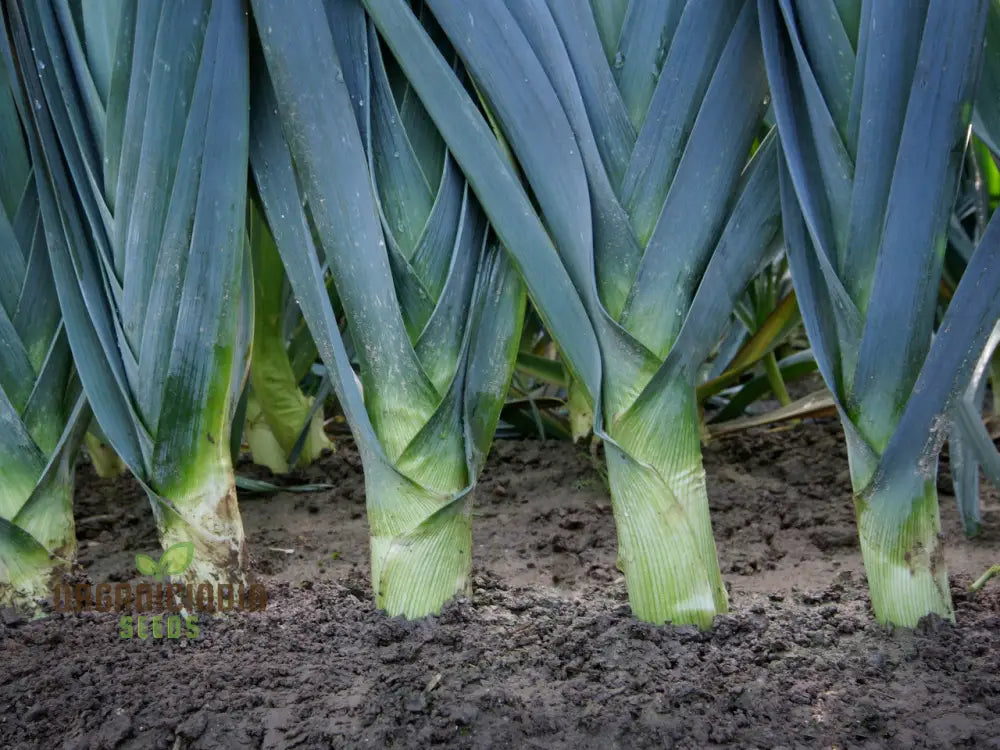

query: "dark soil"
xmin=2 ymin=419 xmax=999 ymax=749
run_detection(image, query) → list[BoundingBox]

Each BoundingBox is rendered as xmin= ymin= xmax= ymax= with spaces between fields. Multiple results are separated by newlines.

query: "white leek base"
xmin=157 ymin=472 xmax=247 ymax=589
xmin=0 ymin=478 xmax=76 ymax=615
xmin=606 ymin=443 xmax=727 ymax=629
xmin=370 ymin=494 xmax=472 ymax=619
xmin=855 ymin=482 xmax=953 ymax=627
xmin=0 ymin=548 xmax=62 ymax=615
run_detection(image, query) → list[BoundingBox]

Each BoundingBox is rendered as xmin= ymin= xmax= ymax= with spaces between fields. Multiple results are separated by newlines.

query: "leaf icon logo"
xmin=135 ymin=542 xmax=195 ymax=580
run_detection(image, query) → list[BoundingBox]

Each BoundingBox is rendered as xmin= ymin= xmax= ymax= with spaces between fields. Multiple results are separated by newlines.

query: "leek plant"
xmin=760 ymin=0 xmax=1000 ymax=625
xmin=944 ymin=146 xmax=1000 ymax=538
xmin=365 ymin=0 xmax=782 ymax=627
xmin=249 ymin=0 xmax=525 ymax=617
xmin=8 ymin=0 xmax=252 ymax=586
xmin=0 ymin=24 xmax=88 ymax=613
xmin=244 ymin=206 xmax=333 ymax=475
xmin=947 ymin=2 xmax=1000 ymax=538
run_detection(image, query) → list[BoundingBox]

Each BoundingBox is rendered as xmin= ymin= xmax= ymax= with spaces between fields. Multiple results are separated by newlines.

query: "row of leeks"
xmin=1 ymin=0 xmax=998 ymax=629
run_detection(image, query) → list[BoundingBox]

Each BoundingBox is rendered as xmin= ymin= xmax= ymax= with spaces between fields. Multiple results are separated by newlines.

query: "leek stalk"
xmin=249 ymin=0 xmax=525 ymax=617
xmin=760 ymin=0 xmax=997 ymax=625
xmin=10 ymin=0 xmax=252 ymax=586
xmin=0 ymin=24 xmax=87 ymax=613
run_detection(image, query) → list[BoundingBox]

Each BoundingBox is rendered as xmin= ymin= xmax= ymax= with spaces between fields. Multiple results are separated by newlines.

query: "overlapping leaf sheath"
xmin=365 ymin=0 xmax=781 ymax=627
xmin=9 ymin=0 xmax=251 ymax=586
xmin=0 ymin=30 xmax=87 ymax=613
xmin=760 ymin=0 xmax=1000 ymax=625
xmin=249 ymin=0 xmax=524 ymax=617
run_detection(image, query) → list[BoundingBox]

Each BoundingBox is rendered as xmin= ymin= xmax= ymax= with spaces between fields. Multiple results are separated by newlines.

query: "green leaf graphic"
xmin=135 ymin=554 xmax=160 ymax=578
xmin=159 ymin=542 xmax=195 ymax=576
